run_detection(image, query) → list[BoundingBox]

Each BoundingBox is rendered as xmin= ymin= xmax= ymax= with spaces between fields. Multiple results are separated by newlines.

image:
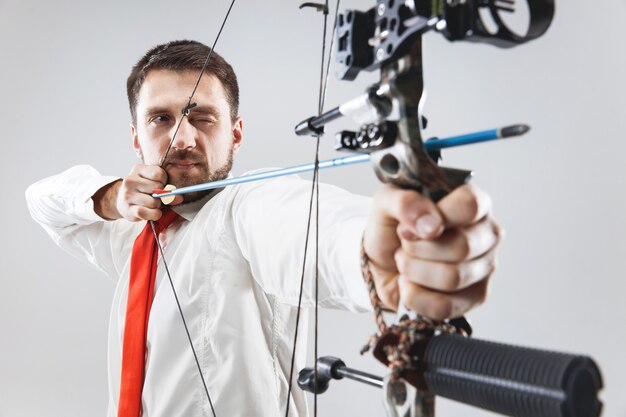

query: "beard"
xmin=163 ymin=145 xmax=234 ymax=204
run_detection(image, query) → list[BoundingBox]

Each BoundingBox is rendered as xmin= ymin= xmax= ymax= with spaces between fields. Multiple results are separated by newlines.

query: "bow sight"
xmin=295 ymin=1 xmax=604 ymax=417
xmin=335 ymin=0 xmax=555 ymax=81
xmin=295 ymin=0 xmax=555 ymax=199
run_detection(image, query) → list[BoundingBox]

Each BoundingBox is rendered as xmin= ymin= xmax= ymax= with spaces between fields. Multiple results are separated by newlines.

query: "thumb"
xmin=375 ymin=186 xmax=444 ymax=240
xmin=365 ymin=185 xmax=443 ymax=270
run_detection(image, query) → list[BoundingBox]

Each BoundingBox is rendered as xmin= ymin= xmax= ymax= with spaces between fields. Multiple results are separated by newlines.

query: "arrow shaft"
xmin=153 ymin=124 xmax=527 ymax=199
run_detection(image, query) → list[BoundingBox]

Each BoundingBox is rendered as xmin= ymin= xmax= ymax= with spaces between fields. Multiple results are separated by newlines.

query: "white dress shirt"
xmin=26 ymin=165 xmax=372 ymax=417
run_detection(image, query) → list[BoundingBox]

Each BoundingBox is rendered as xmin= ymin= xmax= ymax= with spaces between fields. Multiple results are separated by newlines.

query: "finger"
xmin=135 ymin=164 xmax=168 ymax=185
xmin=123 ymin=173 xmax=166 ymax=197
xmin=368 ymin=261 xmax=400 ymax=310
xmin=394 ymin=244 xmax=498 ymax=292
xmin=398 ymin=275 xmax=491 ymax=321
xmin=129 ymin=205 xmax=163 ymax=222
xmin=401 ymin=215 xmax=501 ymax=262
xmin=437 ymin=184 xmax=492 ymax=228
xmin=127 ymin=191 xmax=162 ymax=210
xmin=364 ymin=185 xmax=445 ymax=281
xmin=134 ymin=177 xmax=167 ymax=195
xmin=117 ymin=183 xmax=162 ymax=214
xmin=371 ymin=185 xmax=444 ymax=242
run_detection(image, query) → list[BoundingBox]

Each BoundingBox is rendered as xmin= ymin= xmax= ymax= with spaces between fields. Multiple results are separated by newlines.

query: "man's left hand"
xmin=363 ymin=184 xmax=502 ymax=321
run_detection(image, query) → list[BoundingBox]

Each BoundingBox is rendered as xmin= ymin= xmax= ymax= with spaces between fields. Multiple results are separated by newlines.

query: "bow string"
xmin=149 ymin=1 xmax=237 ymax=416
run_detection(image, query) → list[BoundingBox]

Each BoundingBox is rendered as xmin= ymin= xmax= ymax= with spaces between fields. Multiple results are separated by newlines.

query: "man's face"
xmin=131 ymin=69 xmax=242 ymax=203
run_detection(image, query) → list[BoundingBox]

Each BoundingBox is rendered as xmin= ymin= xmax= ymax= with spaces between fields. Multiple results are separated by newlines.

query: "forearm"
xmin=26 ymin=165 xmax=120 ymax=231
xmin=92 ymin=179 xmax=122 ymax=220
xmin=25 ymin=165 xmax=130 ymax=278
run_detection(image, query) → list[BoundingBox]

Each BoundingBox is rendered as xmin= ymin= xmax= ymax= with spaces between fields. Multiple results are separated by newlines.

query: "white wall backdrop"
xmin=1 ymin=0 xmax=625 ymax=416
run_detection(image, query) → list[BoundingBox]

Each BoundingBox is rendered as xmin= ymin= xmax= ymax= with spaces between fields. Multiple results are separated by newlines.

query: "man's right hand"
xmin=93 ymin=164 xmax=177 ymax=221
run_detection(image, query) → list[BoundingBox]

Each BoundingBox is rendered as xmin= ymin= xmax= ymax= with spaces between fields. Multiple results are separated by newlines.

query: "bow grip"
xmin=422 ymin=334 xmax=603 ymax=417
xmin=373 ymin=333 xmax=603 ymax=417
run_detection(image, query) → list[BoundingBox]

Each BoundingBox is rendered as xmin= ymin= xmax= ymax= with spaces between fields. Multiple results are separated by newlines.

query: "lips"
xmin=168 ymin=160 xmax=199 ymax=169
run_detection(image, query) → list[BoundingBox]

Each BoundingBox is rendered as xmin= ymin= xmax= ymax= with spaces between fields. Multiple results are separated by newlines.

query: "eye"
xmin=149 ymin=115 xmax=171 ymax=125
xmin=191 ymin=116 xmax=217 ymax=125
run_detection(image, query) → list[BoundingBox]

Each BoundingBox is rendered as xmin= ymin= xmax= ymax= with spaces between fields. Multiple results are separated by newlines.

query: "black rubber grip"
xmin=422 ymin=334 xmax=602 ymax=417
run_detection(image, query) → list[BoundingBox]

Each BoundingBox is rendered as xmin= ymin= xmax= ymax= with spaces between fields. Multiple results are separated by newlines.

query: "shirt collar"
xmin=171 ymin=173 xmax=231 ymax=222
xmin=171 ymin=187 xmax=224 ymax=222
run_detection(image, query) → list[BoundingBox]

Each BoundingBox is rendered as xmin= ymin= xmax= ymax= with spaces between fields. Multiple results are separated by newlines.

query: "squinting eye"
xmin=192 ymin=118 xmax=216 ymax=124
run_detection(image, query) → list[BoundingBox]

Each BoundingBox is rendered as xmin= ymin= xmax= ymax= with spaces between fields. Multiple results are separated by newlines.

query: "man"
xmin=26 ymin=40 xmax=500 ymax=417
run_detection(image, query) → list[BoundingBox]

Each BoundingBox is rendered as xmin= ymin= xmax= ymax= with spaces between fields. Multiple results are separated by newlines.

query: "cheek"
xmin=137 ymin=128 xmax=170 ymax=163
xmin=204 ymin=129 xmax=232 ymax=156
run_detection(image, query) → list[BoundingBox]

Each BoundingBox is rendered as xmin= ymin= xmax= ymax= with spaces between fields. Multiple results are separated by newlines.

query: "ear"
xmin=231 ymin=117 xmax=243 ymax=154
xmin=131 ymin=123 xmax=143 ymax=160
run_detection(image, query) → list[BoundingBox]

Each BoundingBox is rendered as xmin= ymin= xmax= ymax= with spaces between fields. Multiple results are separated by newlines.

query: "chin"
xmin=180 ymin=190 xmax=213 ymax=204
xmin=167 ymin=150 xmax=234 ymax=202
xmin=172 ymin=169 xmax=232 ymax=205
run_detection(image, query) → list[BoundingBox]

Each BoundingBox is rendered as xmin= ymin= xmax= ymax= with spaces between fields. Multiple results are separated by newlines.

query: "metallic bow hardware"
xmin=294 ymin=0 xmax=555 ymax=199
xmin=293 ymin=1 xmax=603 ymax=416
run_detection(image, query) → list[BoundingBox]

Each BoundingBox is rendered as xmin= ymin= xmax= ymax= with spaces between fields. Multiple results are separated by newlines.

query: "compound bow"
xmin=150 ymin=1 xmax=603 ymax=417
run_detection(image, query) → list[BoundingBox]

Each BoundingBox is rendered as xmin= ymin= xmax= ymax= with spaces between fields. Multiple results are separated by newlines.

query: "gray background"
xmin=1 ymin=0 xmax=625 ymax=416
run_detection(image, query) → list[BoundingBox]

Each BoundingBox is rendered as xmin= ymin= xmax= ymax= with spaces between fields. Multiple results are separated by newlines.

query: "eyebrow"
xmin=143 ymin=105 xmax=222 ymax=120
xmin=143 ymin=107 xmax=171 ymax=117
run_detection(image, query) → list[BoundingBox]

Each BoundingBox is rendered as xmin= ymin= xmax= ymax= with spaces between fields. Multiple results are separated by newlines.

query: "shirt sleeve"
xmin=25 ymin=165 xmax=134 ymax=280
xmin=231 ymin=174 xmax=372 ymax=312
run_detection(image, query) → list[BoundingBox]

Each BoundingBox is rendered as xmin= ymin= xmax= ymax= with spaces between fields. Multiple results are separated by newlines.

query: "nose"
xmin=170 ymin=117 xmax=197 ymax=150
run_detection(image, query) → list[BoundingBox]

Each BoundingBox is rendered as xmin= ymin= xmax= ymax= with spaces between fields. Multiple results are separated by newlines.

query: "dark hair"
xmin=126 ymin=40 xmax=239 ymax=124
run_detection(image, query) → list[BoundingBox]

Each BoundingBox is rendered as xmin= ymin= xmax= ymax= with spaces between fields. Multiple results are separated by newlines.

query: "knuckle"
xmin=479 ymin=280 xmax=491 ymax=303
xmin=492 ymin=219 xmax=505 ymax=244
xmin=452 ymin=231 xmax=472 ymax=261
xmin=480 ymin=247 xmax=499 ymax=278
xmin=123 ymin=176 xmax=140 ymax=190
xmin=147 ymin=198 xmax=161 ymax=209
xmin=428 ymin=297 xmax=455 ymax=321
xmin=147 ymin=165 xmax=161 ymax=179
xmin=156 ymin=167 xmax=168 ymax=182
xmin=394 ymin=250 xmax=409 ymax=275
xmin=457 ymin=187 xmax=480 ymax=221
xmin=130 ymin=164 xmax=146 ymax=176
xmin=126 ymin=206 xmax=140 ymax=222
xmin=484 ymin=253 xmax=498 ymax=279
xmin=122 ymin=186 xmax=134 ymax=198
xmin=476 ymin=283 xmax=489 ymax=306
xmin=439 ymin=263 xmax=462 ymax=291
xmin=136 ymin=206 xmax=150 ymax=221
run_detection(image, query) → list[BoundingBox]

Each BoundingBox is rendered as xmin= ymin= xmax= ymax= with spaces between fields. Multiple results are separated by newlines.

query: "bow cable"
xmin=148 ymin=1 xmax=237 ymax=416
xmin=284 ymin=2 xmax=340 ymax=416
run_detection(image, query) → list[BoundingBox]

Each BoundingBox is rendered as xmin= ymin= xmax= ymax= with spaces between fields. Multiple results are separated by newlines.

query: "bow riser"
xmin=370 ymin=38 xmax=471 ymax=198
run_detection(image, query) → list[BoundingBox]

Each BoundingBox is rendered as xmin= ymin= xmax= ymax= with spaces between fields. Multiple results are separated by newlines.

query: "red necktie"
xmin=118 ymin=209 xmax=180 ymax=417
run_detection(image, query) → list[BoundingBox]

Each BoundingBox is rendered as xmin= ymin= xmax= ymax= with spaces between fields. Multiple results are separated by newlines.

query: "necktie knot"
xmin=155 ymin=209 xmax=180 ymax=232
